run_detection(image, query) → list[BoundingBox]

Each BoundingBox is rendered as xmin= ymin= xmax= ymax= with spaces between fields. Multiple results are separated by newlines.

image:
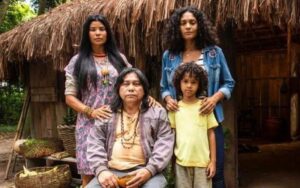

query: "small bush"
xmin=62 ymin=108 xmax=77 ymax=125
xmin=0 ymin=82 xmax=24 ymax=126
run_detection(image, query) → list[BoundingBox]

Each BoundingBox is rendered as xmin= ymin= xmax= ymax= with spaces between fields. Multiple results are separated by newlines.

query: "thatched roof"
xmin=0 ymin=0 xmax=299 ymax=79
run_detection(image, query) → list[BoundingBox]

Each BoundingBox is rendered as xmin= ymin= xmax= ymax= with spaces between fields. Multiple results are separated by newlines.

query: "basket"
xmin=57 ymin=124 xmax=76 ymax=157
xmin=15 ymin=164 xmax=72 ymax=188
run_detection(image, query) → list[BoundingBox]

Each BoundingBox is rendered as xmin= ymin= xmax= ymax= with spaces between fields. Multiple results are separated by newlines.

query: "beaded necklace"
xmin=120 ymin=109 xmax=140 ymax=149
xmin=94 ymin=56 xmax=110 ymax=86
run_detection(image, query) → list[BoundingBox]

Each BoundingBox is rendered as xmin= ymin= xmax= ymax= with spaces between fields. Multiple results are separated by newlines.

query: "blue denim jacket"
xmin=160 ymin=45 xmax=235 ymax=123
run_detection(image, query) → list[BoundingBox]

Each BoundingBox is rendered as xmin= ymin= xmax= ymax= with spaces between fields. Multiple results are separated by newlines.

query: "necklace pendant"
xmin=103 ymin=78 xmax=109 ymax=85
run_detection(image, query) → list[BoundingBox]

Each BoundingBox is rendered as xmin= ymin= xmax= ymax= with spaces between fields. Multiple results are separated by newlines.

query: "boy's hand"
xmin=206 ymin=161 xmax=216 ymax=179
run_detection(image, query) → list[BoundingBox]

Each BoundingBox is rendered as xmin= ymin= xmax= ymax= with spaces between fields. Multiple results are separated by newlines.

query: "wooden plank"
xmin=236 ymin=50 xmax=290 ymax=138
xmin=31 ymin=87 xmax=55 ymax=95
xmin=31 ymin=102 xmax=58 ymax=138
xmin=31 ymin=94 xmax=57 ymax=102
xmin=5 ymin=90 xmax=30 ymax=179
xmin=45 ymin=156 xmax=76 ymax=163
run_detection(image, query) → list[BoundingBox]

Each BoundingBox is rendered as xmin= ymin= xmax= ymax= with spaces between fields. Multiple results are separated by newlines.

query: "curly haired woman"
xmin=160 ymin=6 xmax=235 ymax=188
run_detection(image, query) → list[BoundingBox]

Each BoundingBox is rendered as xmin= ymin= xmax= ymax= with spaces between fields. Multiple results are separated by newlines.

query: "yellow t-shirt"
xmin=168 ymin=99 xmax=218 ymax=167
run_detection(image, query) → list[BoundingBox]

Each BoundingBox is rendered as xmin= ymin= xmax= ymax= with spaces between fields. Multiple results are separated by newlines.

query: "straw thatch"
xmin=0 ymin=0 xmax=299 ymax=79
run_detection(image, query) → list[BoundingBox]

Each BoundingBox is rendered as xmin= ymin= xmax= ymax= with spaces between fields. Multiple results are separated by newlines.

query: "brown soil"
xmin=239 ymin=141 xmax=300 ymax=188
xmin=0 ymin=132 xmax=24 ymax=188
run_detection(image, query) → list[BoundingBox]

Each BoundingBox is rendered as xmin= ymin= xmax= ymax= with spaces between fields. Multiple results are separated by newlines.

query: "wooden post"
xmin=5 ymin=90 xmax=30 ymax=179
xmin=289 ymin=22 xmax=300 ymax=140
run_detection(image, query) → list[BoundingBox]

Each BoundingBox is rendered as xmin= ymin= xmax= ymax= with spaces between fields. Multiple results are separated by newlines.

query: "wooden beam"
xmin=5 ymin=89 xmax=30 ymax=179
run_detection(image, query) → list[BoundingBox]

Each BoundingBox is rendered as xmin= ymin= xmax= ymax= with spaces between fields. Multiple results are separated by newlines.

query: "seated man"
xmin=86 ymin=68 xmax=175 ymax=188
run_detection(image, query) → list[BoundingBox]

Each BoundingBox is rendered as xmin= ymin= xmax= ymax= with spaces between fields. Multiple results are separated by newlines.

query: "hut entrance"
xmin=236 ymin=50 xmax=290 ymax=142
xmin=235 ymin=25 xmax=300 ymax=186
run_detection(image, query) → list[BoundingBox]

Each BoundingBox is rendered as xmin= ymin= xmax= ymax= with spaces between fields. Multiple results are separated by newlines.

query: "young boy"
xmin=168 ymin=62 xmax=218 ymax=188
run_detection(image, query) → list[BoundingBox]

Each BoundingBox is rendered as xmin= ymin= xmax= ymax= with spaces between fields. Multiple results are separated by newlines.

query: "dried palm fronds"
xmin=0 ymin=0 xmax=299 ymax=80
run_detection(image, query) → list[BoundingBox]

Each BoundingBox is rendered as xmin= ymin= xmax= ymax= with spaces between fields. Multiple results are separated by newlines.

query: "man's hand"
xmin=126 ymin=168 xmax=152 ymax=188
xmin=97 ymin=171 xmax=118 ymax=188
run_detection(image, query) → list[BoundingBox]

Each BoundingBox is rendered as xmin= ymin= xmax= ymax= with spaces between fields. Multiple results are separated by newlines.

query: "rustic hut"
xmin=0 ymin=0 xmax=299 ymax=187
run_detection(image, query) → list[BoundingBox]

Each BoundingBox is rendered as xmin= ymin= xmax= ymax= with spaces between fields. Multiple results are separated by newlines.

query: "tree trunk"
xmin=38 ymin=0 xmax=47 ymax=15
xmin=0 ymin=0 xmax=10 ymax=24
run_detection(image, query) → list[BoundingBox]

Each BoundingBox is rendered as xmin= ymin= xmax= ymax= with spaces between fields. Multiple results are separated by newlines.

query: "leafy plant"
xmin=0 ymin=1 xmax=36 ymax=33
xmin=0 ymin=82 xmax=24 ymax=126
xmin=62 ymin=107 xmax=76 ymax=125
xmin=164 ymin=163 xmax=175 ymax=188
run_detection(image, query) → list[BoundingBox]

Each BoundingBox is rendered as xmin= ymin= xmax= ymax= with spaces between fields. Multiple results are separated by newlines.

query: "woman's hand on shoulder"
xmin=165 ymin=96 xmax=178 ymax=112
xmin=200 ymin=91 xmax=224 ymax=114
xmin=199 ymin=97 xmax=217 ymax=114
xmin=91 ymin=105 xmax=112 ymax=120
xmin=148 ymin=96 xmax=162 ymax=108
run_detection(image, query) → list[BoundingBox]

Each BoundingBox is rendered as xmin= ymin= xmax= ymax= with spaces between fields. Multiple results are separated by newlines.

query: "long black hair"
xmin=164 ymin=6 xmax=219 ymax=54
xmin=110 ymin=68 xmax=150 ymax=113
xmin=173 ymin=62 xmax=208 ymax=99
xmin=73 ymin=14 xmax=127 ymax=91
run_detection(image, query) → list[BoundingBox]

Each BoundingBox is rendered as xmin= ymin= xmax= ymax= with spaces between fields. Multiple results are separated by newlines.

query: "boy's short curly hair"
xmin=173 ymin=62 xmax=208 ymax=98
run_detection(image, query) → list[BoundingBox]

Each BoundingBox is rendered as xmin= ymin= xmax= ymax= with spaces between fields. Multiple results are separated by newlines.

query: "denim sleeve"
xmin=218 ymin=48 xmax=235 ymax=100
xmin=160 ymin=51 xmax=171 ymax=100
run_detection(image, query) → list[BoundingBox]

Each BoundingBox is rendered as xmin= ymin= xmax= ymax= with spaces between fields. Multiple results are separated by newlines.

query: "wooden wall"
xmin=290 ymin=43 xmax=300 ymax=139
xmin=29 ymin=62 xmax=66 ymax=138
xmin=236 ymin=50 xmax=290 ymax=140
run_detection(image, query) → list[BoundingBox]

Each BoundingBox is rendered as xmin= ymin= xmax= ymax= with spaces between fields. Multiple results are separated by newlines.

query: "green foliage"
xmin=164 ymin=163 xmax=175 ymax=188
xmin=0 ymin=124 xmax=17 ymax=132
xmin=63 ymin=107 xmax=76 ymax=125
xmin=0 ymin=1 xmax=36 ymax=33
xmin=30 ymin=0 xmax=71 ymax=13
xmin=21 ymin=138 xmax=63 ymax=158
xmin=0 ymin=83 xmax=24 ymax=126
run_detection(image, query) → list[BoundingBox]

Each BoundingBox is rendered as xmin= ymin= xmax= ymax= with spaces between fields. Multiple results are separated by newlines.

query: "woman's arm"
xmin=120 ymin=53 xmax=132 ymax=67
xmin=160 ymin=51 xmax=178 ymax=111
xmin=200 ymin=48 xmax=235 ymax=114
xmin=160 ymin=51 xmax=172 ymax=101
xmin=65 ymin=95 xmax=87 ymax=113
xmin=218 ymin=48 xmax=235 ymax=100
xmin=65 ymin=72 xmax=111 ymax=119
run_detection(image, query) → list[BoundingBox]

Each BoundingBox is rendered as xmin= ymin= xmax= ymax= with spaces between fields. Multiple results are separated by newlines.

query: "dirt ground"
xmin=2 ymin=131 xmax=300 ymax=188
xmin=0 ymin=132 xmax=22 ymax=188
xmin=239 ymin=140 xmax=300 ymax=188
